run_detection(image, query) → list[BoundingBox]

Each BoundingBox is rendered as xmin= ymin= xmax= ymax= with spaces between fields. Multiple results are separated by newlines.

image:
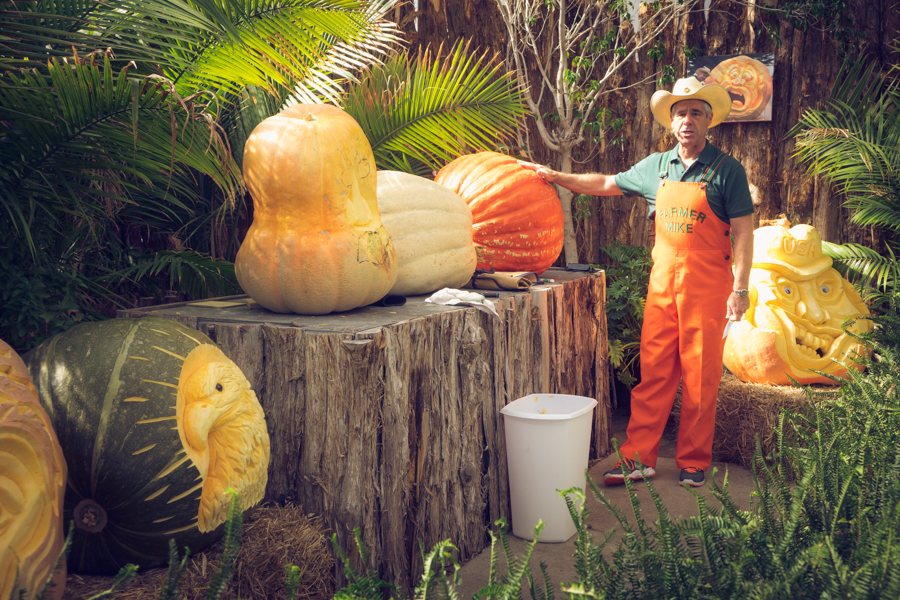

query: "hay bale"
xmin=62 ymin=503 xmax=334 ymax=600
xmin=672 ymin=371 xmax=840 ymax=470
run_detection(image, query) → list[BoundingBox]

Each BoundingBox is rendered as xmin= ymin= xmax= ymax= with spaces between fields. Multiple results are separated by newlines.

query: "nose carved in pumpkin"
xmin=795 ymin=280 xmax=833 ymax=326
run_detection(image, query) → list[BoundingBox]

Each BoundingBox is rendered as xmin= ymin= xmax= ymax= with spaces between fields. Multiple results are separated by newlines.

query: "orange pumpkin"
xmin=236 ymin=104 xmax=397 ymax=314
xmin=434 ymin=152 xmax=564 ymax=273
xmin=705 ymin=55 xmax=773 ymax=121
xmin=1 ymin=339 xmax=67 ymax=600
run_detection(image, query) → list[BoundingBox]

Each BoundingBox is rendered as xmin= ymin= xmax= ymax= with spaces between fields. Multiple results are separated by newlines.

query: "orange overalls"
xmin=619 ymin=150 xmax=733 ymax=470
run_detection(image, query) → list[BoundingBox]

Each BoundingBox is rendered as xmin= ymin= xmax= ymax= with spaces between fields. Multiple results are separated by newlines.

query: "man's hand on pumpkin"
xmin=517 ymin=160 xmax=555 ymax=182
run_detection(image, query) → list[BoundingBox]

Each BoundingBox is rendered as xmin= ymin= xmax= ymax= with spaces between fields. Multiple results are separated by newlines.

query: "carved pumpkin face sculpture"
xmin=724 ymin=225 xmax=872 ymax=385
xmin=706 ymin=55 xmax=773 ymax=121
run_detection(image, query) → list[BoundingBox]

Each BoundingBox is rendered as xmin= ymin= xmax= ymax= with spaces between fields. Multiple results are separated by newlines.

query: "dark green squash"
xmin=24 ymin=317 xmax=270 ymax=575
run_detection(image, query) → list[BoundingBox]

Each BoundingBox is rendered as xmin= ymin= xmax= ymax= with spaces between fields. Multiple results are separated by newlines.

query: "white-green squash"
xmin=377 ymin=171 xmax=477 ymax=296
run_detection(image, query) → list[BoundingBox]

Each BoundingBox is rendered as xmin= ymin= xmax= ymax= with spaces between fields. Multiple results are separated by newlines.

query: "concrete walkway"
xmin=453 ymin=411 xmax=757 ymax=598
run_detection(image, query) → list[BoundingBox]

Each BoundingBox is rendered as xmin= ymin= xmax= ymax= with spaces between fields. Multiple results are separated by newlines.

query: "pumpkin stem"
xmin=74 ymin=499 xmax=108 ymax=533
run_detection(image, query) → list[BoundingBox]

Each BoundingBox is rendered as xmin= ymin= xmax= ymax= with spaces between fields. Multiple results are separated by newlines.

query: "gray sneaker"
xmin=679 ymin=467 xmax=705 ymax=487
xmin=603 ymin=458 xmax=656 ymax=486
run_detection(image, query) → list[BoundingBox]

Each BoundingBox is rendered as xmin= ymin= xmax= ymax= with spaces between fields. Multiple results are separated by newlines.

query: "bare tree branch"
xmin=497 ymin=0 xmax=699 ymax=263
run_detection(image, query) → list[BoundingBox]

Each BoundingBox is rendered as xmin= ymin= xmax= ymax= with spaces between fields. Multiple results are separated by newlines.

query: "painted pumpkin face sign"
xmin=724 ymin=225 xmax=872 ymax=385
xmin=706 ymin=55 xmax=773 ymax=121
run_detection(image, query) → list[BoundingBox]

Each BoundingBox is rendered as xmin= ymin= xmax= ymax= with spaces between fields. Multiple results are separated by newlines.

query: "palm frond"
xmin=0 ymin=54 xmax=241 ymax=249
xmin=341 ymin=40 xmax=528 ymax=176
xmin=821 ymin=240 xmax=900 ymax=291
xmin=790 ymin=50 xmax=900 ymax=236
xmin=110 ymin=249 xmax=241 ymax=299
xmin=2 ymin=0 xmax=400 ymax=104
xmin=215 ymin=1 xmax=404 ymax=164
xmin=285 ymin=0 xmax=402 ymax=105
xmin=0 ymin=0 xmax=247 ymax=71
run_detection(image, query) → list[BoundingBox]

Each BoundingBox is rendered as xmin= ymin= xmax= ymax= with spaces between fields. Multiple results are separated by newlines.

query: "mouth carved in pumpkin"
xmin=774 ymin=309 xmax=853 ymax=366
xmin=706 ymin=55 xmax=773 ymax=121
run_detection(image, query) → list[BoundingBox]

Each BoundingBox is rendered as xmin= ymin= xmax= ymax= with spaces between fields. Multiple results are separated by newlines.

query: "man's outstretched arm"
xmin=518 ymin=161 xmax=623 ymax=197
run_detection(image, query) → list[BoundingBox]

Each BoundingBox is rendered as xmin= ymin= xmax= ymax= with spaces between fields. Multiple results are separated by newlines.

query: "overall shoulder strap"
xmin=659 ymin=150 xmax=674 ymax=180
xmin=700 ymin=149 xmax=729 ymax=183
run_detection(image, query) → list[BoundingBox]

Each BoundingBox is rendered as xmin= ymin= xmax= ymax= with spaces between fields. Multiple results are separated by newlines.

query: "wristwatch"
xmin=732 ymin=289 xmax=749 ymax=298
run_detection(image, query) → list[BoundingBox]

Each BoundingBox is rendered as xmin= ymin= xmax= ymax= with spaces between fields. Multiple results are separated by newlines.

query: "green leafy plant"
xmin=790 ymin=42 xmax=900 ymax=298
xmin=204 ymin=492 xmax=243 ymax=600
xmin=597 ymin=242 xmax=652 ymax=389
xmin=331 ymin=518 xmax=548 ymax=600
xmin=341 ymin=40 xmax=527 ymax=178
xmin=756 ymin=0 xmax=866 ymax=55
xmin=1 ymin=0 xmax=528 ymax=353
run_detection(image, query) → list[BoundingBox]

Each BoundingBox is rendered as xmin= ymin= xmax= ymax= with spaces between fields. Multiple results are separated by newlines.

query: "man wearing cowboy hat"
xmin=520 ymin=77 xmax=755 ymax=488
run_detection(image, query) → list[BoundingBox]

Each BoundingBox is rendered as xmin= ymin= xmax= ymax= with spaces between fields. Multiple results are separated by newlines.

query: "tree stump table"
xmin=118 ymin=268 xmax=610 ymax=591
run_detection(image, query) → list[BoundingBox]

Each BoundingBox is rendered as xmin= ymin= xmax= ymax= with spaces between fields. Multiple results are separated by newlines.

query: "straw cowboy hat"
xmin=650 ymin=76 xmax=732 ymax=130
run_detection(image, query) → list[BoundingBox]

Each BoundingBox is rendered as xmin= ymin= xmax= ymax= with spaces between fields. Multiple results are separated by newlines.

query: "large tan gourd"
xmin=236 ymin=104 xmax=397 ymax=314
xmin=1 ymin=339 xmax=67 ymax=600
xmin=376 ymin=171 xmax=477 ymax=296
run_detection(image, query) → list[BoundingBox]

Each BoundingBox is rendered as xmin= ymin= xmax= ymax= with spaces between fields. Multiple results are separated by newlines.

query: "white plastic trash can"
xmin=501 ymin=393 xmax=597 ymax=542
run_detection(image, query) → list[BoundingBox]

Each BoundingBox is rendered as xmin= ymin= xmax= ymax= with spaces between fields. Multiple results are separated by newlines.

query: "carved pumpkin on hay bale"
xmin=1 ymin=339 xmax=67 ymax=600
xmin=724 ymin=224 xmax=872 ymax=385
xmin=24 ymin=317 xmax=270 ymax=575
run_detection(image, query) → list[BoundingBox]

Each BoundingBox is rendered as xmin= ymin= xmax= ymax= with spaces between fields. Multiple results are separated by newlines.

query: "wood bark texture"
xmin=119 ymin=272 xmax=608 ymax=592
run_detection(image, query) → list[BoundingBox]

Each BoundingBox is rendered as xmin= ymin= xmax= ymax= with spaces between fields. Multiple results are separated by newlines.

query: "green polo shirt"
xmin=614 ymin=141 xmax=755 ymax=222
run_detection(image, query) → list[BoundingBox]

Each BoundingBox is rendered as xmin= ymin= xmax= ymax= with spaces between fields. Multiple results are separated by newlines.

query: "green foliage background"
xmin=0 ymin=0 xmax=526 ymax=353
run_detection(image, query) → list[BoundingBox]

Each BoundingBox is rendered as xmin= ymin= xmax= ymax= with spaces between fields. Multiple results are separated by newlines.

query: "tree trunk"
xmin=557 ymin=147 xmax=579 ymax=264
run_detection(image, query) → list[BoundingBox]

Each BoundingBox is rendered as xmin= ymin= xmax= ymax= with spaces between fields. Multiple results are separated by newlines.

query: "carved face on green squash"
xmin=724 ymin=224 xmax=872 ymax=385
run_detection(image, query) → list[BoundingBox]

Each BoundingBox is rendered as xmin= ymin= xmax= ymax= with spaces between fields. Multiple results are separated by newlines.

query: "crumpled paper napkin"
xmin=425 ymin=288 xmax=500 ymax=319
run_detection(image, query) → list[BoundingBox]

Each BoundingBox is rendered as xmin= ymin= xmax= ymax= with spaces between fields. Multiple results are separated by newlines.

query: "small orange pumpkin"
xmin=237 ymin=104 xmax=397 ymax=314
xmin=1 ymin=339 xmax=67 ymax=600
xmin=434 ymin=152 xmax=564 ymax=273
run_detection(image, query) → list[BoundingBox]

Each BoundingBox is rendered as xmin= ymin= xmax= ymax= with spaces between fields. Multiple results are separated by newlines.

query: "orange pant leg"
xmin=618 ymin=253 xmax=681 ymax=468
